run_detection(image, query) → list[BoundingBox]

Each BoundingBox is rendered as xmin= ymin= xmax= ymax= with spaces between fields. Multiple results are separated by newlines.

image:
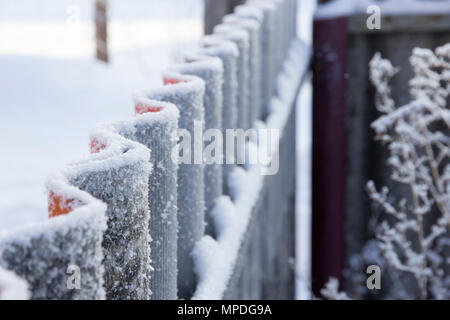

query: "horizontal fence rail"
xmin=0 ymin=0 xmax=311 ymax=300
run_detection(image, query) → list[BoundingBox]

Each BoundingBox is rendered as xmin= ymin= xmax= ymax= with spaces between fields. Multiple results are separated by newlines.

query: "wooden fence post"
xmin=95 ymin=0 xmax=108 ymax=63
xmin=204 ymin=0 xmax=246 ymax=35
xmin=148 ymin=73 xmax=206 ymax=299
xmin=133 ymin=99 xmax=180 ymax=300
xmin=312 ymin=15 xmax=348 ymax=295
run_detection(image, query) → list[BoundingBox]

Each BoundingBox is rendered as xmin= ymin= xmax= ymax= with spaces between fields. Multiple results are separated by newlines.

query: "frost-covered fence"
xmin=170 ymin=0 xmax=307 ymax=299
xmin=0 ymin=0 xmax=309 ymax=300
xmin=148 ymin=72 xmax=206 ymax=299
xmin=0 ymin=172 xmax=107 ymax=299
xmin=201 ymin=40 xmax=309 ymax=299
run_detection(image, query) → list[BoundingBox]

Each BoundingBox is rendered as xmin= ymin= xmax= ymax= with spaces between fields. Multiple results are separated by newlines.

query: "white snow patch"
xmin=0 ymin=267 xmax=30 ymax=300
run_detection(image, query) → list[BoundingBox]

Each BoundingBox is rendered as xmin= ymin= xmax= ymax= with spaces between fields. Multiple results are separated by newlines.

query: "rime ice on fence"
xmin=132 ymin=97 xmax=180 ymax=300
xmin=235 ymin=3 xmax=264 ymax=23
xmin=68 ymin=129 xmax=152 ymax=300
xmin=0 ymin=173 xmax=107 ymax=300
xmin=288 ymin=0 xmax=297 ymax=46
xmin=200 ymin=36 xmax=239 ymax=192
xmin=0 ymin=267 xmax=29 ymax=300
xmin=223 ymin=14 xmax=262 ymax=129
xmin=280 ymin=0 xmax=298 ymax=79
xmin=248 ymin=0 xmax=296 ymax=102
xmin=273 ymin=0 xmax=285 ymax=69
xmin=93 ymin=99 xmax=180 ymax=299
xmin=172 ymin=55 xmax=223 ymax=237
xmin=145 ymin=72 xmax=205 ymax=299
xmin=214 ymin=25 xmax=250 ymax=130
xmin=245 ymin=1 xmax=277 ymax=119
xmin=0 ymin=0 xmax=302 ymax=301
xmin=279 ymin=0 xmax=296 ymax=67
xmin=191 ymin=0 xmax=304 ymax=299
xmin=192 ymin=36 xmax=310 ymax=299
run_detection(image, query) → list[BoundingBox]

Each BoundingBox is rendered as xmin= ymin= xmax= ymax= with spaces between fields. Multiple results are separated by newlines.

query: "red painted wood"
xmin=90 ymin=137 xmax=107 ymax=154
xmin=312 ymin=16 xmax=348 ymax=296
xmin=135 ymin=102 xmax=163 ymax=115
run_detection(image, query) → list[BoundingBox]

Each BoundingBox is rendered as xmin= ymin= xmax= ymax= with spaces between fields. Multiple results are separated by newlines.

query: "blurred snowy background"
xmin=0 ymin=0 xmax=204 ymax=228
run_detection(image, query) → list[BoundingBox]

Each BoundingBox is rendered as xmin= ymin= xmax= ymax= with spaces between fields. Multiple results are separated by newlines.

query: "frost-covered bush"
xmin=321 ymin=277 xmax=350 ymax=300
xmin=367 ymin=44 xmax=450 ymax=299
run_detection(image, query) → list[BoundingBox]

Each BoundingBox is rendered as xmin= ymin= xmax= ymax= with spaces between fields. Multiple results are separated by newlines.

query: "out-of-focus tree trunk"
xmin=95 ymin=0 xmax=108 ymax=63
xmin=204 ymin=0 xmax=246 ymax=35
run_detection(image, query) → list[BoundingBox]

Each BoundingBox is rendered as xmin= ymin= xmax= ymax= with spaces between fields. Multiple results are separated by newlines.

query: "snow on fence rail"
xmin=0 ymin=0 xmax=310 ymax=300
